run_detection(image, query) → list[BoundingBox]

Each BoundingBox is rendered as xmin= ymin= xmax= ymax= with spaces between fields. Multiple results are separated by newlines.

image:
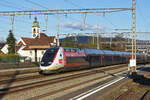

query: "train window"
xmin=66 ymin=57 xmax=86 ymax=63
xmin=41 ymin=48 xmax=59 ymax=62
xmin=78 ymin=49 xmax=85 ymax=53
xmin=48 ymin=49 xmax=58 ymax=53
xmin=71 ymin=49 xmax=76 ymax=52
xmin=64 ymin=49 xmax=71 ymax=52
xmin=50 ymin=49 xmax=55 ymax=52
xmin=64 ymin=49 xmax=68 ymax=52
xmin=64 ymin=49 xmax=66 ymax=52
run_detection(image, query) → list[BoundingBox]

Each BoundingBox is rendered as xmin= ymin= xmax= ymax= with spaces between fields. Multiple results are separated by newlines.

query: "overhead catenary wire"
xmin=63 ymin=0 xmax=120 ymax=31
xmin=64 ymin=0 xmax=84 ymax=8
xmin=0 ymin=8 xmax=131 ymax=35
xmin=63 ymin=0 xmax=120 ymax=48
xmin=0 ymin=0 xmax=33 ymax=32
xmin=63 ymin=0 xmax=86 ymax=26
xmin=24 ymin=0 xmax=51 ymax=34
xmin=0 ymin=0 xmax=26 ymax=10
xmin=25 ymin=0 xmax=49 ymax=10
xmin=0 ymin=0 xmax=136 ymax=39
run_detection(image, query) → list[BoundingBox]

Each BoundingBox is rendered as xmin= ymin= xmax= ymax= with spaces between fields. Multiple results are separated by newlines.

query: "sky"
xmin=0 ymin=0 xmax=150 ymax=41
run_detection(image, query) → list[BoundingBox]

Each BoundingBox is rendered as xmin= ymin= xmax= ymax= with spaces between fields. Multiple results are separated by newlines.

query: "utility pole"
xmin=56 ymin=8 xmax=60 ymax=46
xmin=44 ymin=14 xmax=48 ymax=33
xmin=11 ymin=15 xmax=15 ymax=32
xmin=82 ymin=13 xmax=87 ymax=31
xmin=130 ymin=0 xmax=137 ymax=76
xmin=110 ymin=32 xmax=113 ymax=49
xmin=96 ymin=25 xmax=100 ymax=49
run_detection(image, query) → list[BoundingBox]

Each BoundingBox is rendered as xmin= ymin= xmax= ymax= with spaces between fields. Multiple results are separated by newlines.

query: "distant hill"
xmin=60 ymin=36 xmax=112 ymax=44
xmin=60 ymin=36 xmax=92 ymax=44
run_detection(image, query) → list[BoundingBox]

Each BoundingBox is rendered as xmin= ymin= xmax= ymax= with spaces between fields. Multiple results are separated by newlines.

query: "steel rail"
xmin=0 ymin=64 xmax=127 ymax=85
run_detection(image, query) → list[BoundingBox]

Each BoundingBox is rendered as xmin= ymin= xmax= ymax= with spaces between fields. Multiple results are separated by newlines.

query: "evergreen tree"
xmin=6 ymin=30 xmax=16 ymax=54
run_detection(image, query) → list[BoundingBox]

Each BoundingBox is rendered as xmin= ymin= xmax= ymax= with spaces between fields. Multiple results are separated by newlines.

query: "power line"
xmin=0 ymin=0 xmax=33 ymax=26
xmin=25 ymin=0 xmax=49 ymax=9
xmin=2 ymin=0 xmax=30 ymax=10
xmin=103 ymin=16 xmax=118 ymax=28
xmin=0 ymin=16 xmax=31 ymax=25
xmin=0 ymin=0 xmax=25 ymax=10
xmin=61 ymin=0 xmax=84 ymax=23
xmin=24 ymin=0 xmax=55 ymax=34
xmin=64 ymin=0 xmax=84 ymax=8
xmin=63 ymin=0 xmax=119 ymax=30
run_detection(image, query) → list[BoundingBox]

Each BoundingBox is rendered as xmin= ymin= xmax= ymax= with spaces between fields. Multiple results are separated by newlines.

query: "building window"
xmin=41 ymin=51 xmax=44 ymax=55
xmin=30 ymin=51 xmax=32 ymax=55
xmin=37 ymin=29 xmax=39 ymax=33
xmin=33 ymin=28 xmax=36 ymax=33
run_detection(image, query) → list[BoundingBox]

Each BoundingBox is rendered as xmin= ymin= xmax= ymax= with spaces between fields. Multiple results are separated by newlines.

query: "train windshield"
xmin=41 ymin=48 xmax=59 ymax=63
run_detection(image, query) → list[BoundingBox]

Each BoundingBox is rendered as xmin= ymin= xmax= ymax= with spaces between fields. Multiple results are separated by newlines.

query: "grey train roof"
xmin=84 ymin=48 xmax=136 ymax=55
xmin=53 ymin=47 xmax=147 ymax=56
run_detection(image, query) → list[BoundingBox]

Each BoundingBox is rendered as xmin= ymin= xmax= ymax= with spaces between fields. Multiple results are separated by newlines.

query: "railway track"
xmin=1 ymin=63 xmax=143 ymax=86
xmin=0 ymin=64 xmax=128 ymax=98
xmin=27 ymin=73 xmax=126 ymax=100
xmin=115 ymin=89 xmax=150 ymax=100
xmin=0 ymin=64 xmax=127 ymax=85
xmin=0 ymin=68 xmax=125 ymax=95
xmin=141 ymin=90 xmax=150 ymax=100
xmin=0 ymin=64 xmax=145 ymax=100
xmin=115 ymin=89 xmax=132 ymax=100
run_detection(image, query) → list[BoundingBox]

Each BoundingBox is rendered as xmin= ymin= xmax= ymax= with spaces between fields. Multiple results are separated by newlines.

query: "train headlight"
xmin=48 ymin=62 xmax=52 ymax=64
xmin=41 ymin=62 xmax=44 ymax=64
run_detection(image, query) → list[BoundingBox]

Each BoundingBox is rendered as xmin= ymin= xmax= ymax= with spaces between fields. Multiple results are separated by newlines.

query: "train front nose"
xmin=40 ymin=61 xmax=52 ymax=70
xmin=40 ymin=48 xmax=59 ymax=70
xmin=40 ymin=61 xmax=52 ymax=66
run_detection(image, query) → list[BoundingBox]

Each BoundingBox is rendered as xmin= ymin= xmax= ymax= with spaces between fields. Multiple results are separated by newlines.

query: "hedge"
xmin=0 ymin=54 xmax=20 ymax=63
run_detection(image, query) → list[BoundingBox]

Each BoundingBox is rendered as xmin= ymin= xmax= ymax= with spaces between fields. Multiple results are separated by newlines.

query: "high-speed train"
xmin=40 ymin=47 xmax=150 ymax=74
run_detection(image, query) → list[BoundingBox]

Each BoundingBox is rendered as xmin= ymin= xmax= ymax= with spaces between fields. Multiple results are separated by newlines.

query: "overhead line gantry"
xmin=0 ymin=8 xmax=132 ymax=16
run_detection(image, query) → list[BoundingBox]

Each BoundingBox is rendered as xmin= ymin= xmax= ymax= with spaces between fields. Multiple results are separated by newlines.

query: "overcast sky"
xmin=0 ymin=0 xmax=150 ymax=41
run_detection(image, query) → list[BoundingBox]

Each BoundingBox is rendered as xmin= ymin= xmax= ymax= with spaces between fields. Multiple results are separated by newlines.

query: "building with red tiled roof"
xmin=16 ymin=17 xmax=57 ymax=62
xmin=18 ymin=37 xmax=33 ymax=46
xmin=17 ymin=33 xmax=57 ymax=62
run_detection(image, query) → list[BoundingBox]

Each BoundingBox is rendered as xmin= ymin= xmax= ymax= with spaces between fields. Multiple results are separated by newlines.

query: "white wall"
xmin=37 ymin=50 xmax=46 ymax=62
xmin=2 ymin=43 xmax=46 ymax=62
xmin=21 ymin=49 xmax=46 ymax=62
xmin=1 ymin=44 xmax=8 ymax=54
